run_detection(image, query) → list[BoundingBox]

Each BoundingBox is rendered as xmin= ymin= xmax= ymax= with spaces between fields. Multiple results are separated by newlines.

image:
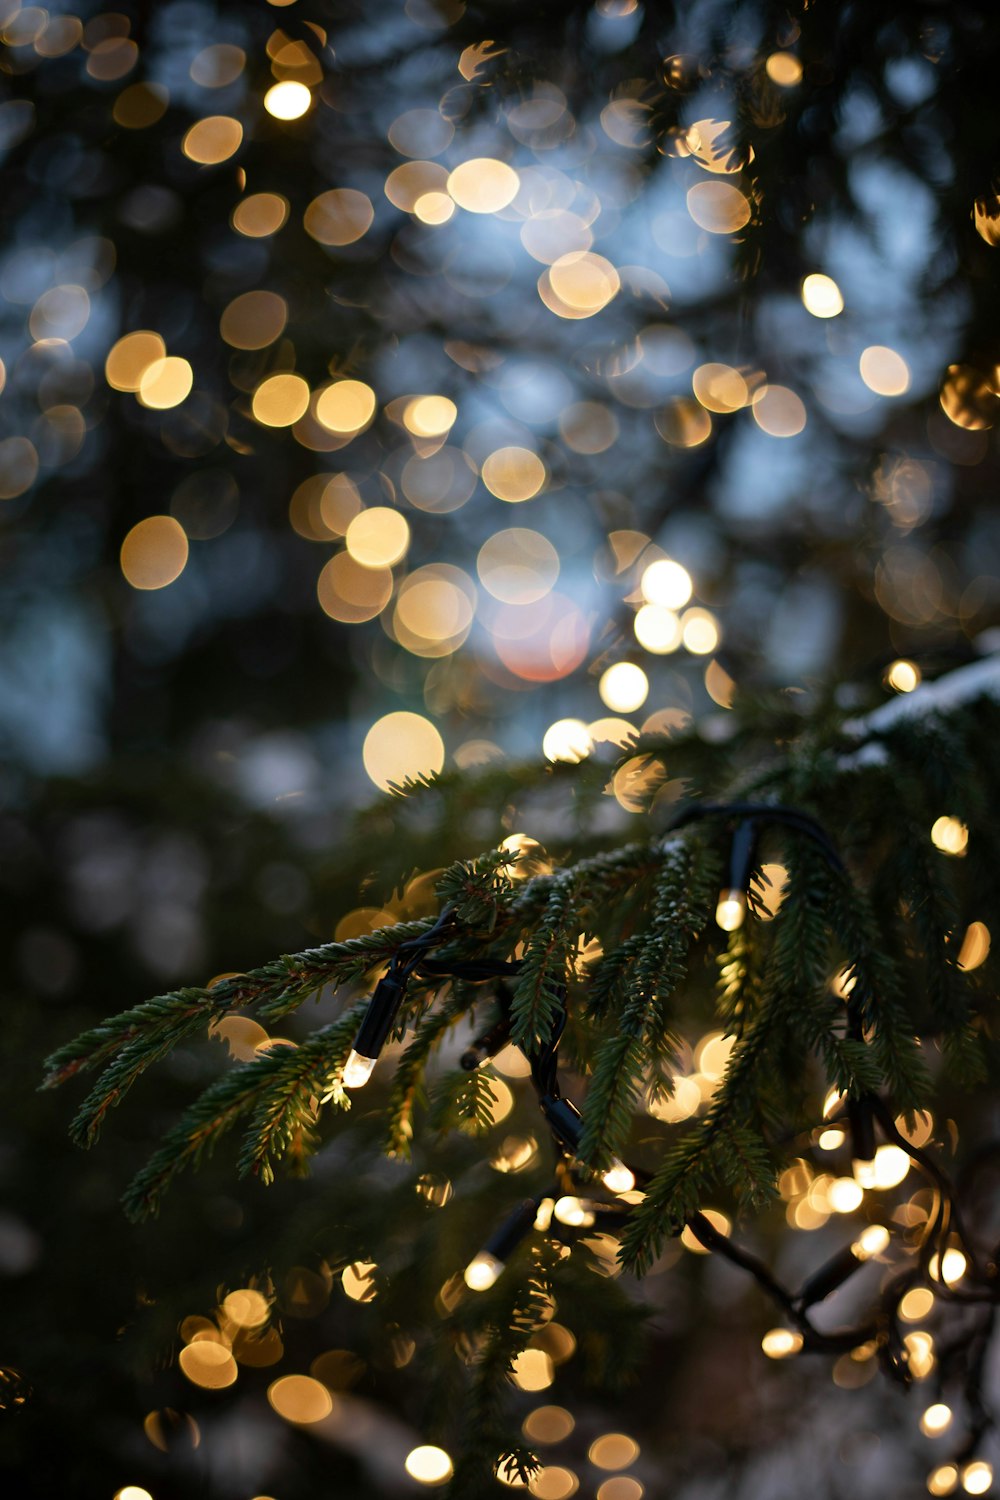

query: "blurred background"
xmin=3 ymin=0 xmax=1000 ymax=1495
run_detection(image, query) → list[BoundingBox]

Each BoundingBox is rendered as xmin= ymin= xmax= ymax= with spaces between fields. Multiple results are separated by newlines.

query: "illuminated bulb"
xmin=761 ymin=1328 xmax=803 ymax=1359
xmin=264 ymin=81 xmax=311 ymax=120
xmin=962 ymin=1462 xmax=993 ymax=1495
xmin=640 ymin=558 xmax=692 ymax=609
xmin=921 ymin=1404 xmax=953 ymax=1437
xmin=928 ymin=1464 xmax=959 ymax=1497
xmin=886 ymin=658 xmax=921 ymax=693
xmin=872 ymin=1143 xmax=910 ymax=1189
xmin=905 ymin=1331 xmax=936 ymax=1380
xmin=851 ymin=1224 xmax=890 ymax=1260
xmin=342 ymin=1050 xmax=377 ymax=1089
xmin=818 ymin=1128 xmax=845 ymax=1151
xmin=940 ymin=1248 xmax=968 ymax=1285
xmin=534 ymin=1198 xmax=554 ymax=1231
xmin=553 ymin=1196 xmax=595 ymax=1228
xmin=828 ymin=1177 xmax=864 ymax=1213
xmin=602 ymin=1160 xmax=635 ymax=1194
xmin=801 ymin=273 xmax=844 ymax=318
xmin=463 ymin=1251 xmax=505 ymax=1292
xmin=715 ymin=888 xmax=746 ymax=932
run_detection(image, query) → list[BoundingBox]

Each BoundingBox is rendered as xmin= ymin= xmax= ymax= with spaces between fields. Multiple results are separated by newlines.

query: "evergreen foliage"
xmin=45 ymin=659 xmax=1000 ymax=1484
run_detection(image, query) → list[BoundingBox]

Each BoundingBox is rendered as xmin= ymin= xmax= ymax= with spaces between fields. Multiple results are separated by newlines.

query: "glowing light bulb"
xmin=761 ymin=1328 xmax=803 ymax=1359
xmin=962 ymin=1462 xmax=993 ymax=1496
xmin=264 ymin=81 xmax=311 ymax=120
xmin=342 ymin=1050 xmax=377 ymax=1089
xmin=851 ymin=1224 xmax=890 ymax=1260
xmin=463 ymin=1251 xmax=505 ymax=1291
xmin=715 ymin=888 xmax=746 ymax=931
xmin=928 ymin=1464 xmax=960 ymax=1497
xmin=921 ymin=1403 xmax=953 ymax=1437
xmin=553 ymin=1196 xmax=595 ymax=1227
xmin=940 ymin=1247 xmax=967 ymax=1285
xmin=602 ymin=1159 xmax=635 ymax=1194
xmin=852 ymin=1157 xmax=877 ymax=1189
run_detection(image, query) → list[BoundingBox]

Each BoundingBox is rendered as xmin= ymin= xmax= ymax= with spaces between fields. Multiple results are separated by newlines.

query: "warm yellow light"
xmin=680 ymin=1209 xmax=730 ymax=1253
xmin=599 ymin=662 xmax=649 ymax=713
xmin=182 ymin=115 xmax=243 ymax=165
xmin=765 ymin=52 xmax=803 ymax=85
xmin=801 ymin=274 xmax=843 ymax=318
xmin=511 ymin=1349 xmax=554 ymax=1391
xmin=962 ymin=1461 xmax=993 ymax=1495
xmin=958 ymin=921 xmax=991 ymax=971
xmin=588 ymin=1434 xmax=640 ymax=1470
xmin=446 ymin=158 xmax=520 ymax=213
xmin=138 ymin=356 xmax=193 ymax=409
xmin=345 ymin=508 xmax=410 ymax=568
xmin=827 ymin=1177 xmax=864 ymax=1214
xmin=602 ymin=1161 xmax=635 ymax=1195
xmin=931 ymin=816 xmax=968 ymax=856
xmin=900 ymin=1287 xmax=935 ymax=1322
xmin=852 ymin=1224 xmax=890 ymax=1259
xmin=304 ymin=188 xmax=374 ymax=246
xmin=315 ymin=379 xmax=377 ymax=433
xmin=232 ymin=193 xmax=289 ymax=238
xmin=693 ymin=363 xmax=748 ymax=412
xmin=817 ymin=1127 xmax=845 ymax=1151
xmin=687 ymin=181 xmax=751 ymax=234
xmin=405 ymin=1445 xmax=454 ymax=1485
xmin=904 ymin=1331 xmax=936 ymax=1380
xmin=542 ymin=719 xmax=593 ymax=763
xmin=761 ymin=1328 xmax=803 ymax=1359
xmin=553 ymin=1196 xmax=595 ymax=1228
xmin=341 ymin=1261 xmax=378 ymax=1302
xmin=362 ymin=711 xmax=445 ymax=791
xmin=252 ymin=373 xmax=310 ymax=428
xmin=220 ymin=290 xmax=288 ymax=350
xmin=477 ymin=528 xmax=559 ymax=605
xmin=548 ymin=252 xmax=620 ymax=314
xmin=860 ymin=345 xmax=910 ymax=397
xmin=404 ymin=395 xmax=457 ymax=436
xmin=120 ymin=516 xmax=189 ymax=591
xmin=413 ymin=191 xmax=455 ymax=224
xmin=751 ymin=385 xmax=807 ymax=438
xmin=267 ymin=1375 xmax=333 ymax=1424
xmin=940 ymin=1248 xmax=967 ymax=1285
xmin=179 ymin=1341 xmax=238 ymax=1389
xmin=927 ymin=1464 xmax=959 ymax=1497
xmin=522 ymin=1406 xmax=575 ymax=1445
xmin=886 ymin=658 xmax=920 ymax=693
xmin=106 ymin=330 xmax=167 ymax=392
xmin=463 ymin=1252 xmax=504 ymax=1291
xmin=317 ymin=553 xmax=392 ymax=623
xmin=264 ymin=80 xmax=311 ymax=119
xmin=342 ymin=1050 xmax=376 ymax=1089
xmin=481 ymin=446 xmax=546 ymax=502
xmin=681 ymin=608 xmax=719 ymax=654
xmin=114 ymin=1489 xmax=154 ymax=1500
xmin=222 ymin=1288 xmax=270 ymax=1328
xmin=715 ymin=889 xmax=746 ymax=931
xmin=641 ymin=558 xmax=692 ymax=609
xmin=634 ymin=604 xmax=681 ymax=654
xmin=870 ymin=1144 xmax=910 ymax=1189
xmin=921 ymin=1404 xmax=953 ymax=1437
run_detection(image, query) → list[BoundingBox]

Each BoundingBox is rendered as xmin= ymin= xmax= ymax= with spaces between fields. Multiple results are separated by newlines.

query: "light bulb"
xmin=852 ymin=1224 xmax=890 ymax=1261
xmin=715 ymin=888 xmax=746 ymax=931
xmin=962 ymin=1461 xmax=993 ymax=1496
xmin=463 ymin=1251 xmax=504 ymax=1291
xmin=602 ymin=1159 xmax=635 ymax=1194
xmin=554 ymin=1195 xmax=595 ymax=1228
xmin=342 ymin=1049 xmax=377 ymax=1089
xmin=920 ymin=1403 xmax=953 ymax=1437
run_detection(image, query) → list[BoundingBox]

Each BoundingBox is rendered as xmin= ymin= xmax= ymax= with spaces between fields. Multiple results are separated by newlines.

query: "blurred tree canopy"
xmin=4 ymin=0 xmax=1000 ymax=1497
